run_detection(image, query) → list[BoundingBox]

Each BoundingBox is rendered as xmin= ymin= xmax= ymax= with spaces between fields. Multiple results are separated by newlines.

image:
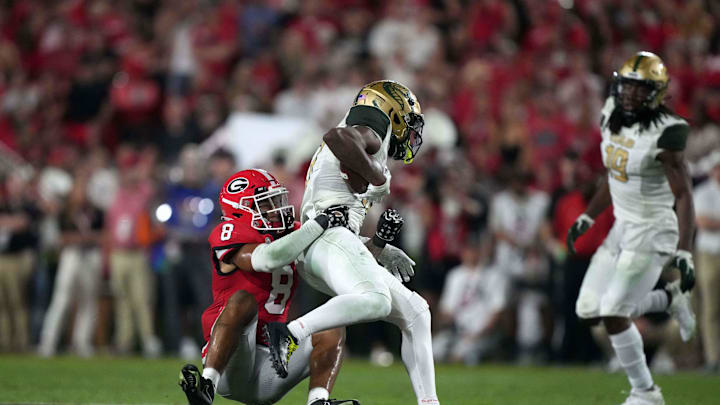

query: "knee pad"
xmin=575 ymin=289 xmax=600 ymax=320
xmin=362 ymin=291 xmax=392 ymax=319
xmin=409 ymin=292 xmax=430 ymax=315
xmin=397 ymin=292 xmax=430 ymax=328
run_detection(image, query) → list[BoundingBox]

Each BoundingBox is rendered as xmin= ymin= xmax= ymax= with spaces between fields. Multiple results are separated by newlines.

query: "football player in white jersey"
xmin=566 ymin=52 xmax=696 ymax=405
xmin=264 ymin=80 xmax=440 ymax=405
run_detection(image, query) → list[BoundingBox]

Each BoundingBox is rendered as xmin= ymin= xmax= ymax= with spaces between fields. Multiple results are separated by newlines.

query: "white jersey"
xmin=600 ymin=97 xmax=687 ymax=228
xmin=301 ymin=113 xmax=393 ymax=234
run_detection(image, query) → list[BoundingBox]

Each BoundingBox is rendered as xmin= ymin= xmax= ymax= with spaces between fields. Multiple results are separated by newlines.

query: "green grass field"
xmin=0 ymin=355 xmax=715 ymax=404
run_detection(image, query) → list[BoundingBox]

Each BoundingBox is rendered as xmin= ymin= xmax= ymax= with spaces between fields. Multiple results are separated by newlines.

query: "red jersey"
xmin=201 ymin=218 xmax=300 ymax=349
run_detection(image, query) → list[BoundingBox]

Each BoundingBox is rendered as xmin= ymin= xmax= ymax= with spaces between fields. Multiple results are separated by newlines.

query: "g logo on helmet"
xmin=226 ymin=177 xmax=249 ymax=194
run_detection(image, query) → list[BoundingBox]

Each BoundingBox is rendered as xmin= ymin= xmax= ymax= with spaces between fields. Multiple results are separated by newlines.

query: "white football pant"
xmin=298 ymin=227 xmax=439 ymax=404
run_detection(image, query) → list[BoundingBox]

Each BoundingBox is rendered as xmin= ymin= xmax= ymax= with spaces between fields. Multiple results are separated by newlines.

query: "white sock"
xmin=202 ymin=367 xmax=220 ymax=391
xmin=307 ymin=387 xmax=329 ymax=405
xmin=288 ymin=292 xmax=391 ymax=341
xmin=287 ymin=319 xmax=309 ymax=342
xmin=630 ymin=290 xmax=669 ymax=318
xmin=609 ymin=323 xmax=653 ymax=390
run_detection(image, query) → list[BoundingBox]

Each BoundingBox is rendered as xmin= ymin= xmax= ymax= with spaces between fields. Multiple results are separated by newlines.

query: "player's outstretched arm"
xmin=224 ymin=206 xmax=349 ymax=273
xmin=658 ymin=149 xmax=696 ymax=291
xmin=323 ymin=126 xmax=386 ymax=186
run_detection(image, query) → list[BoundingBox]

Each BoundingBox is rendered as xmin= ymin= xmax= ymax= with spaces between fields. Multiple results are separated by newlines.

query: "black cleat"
xmin=179 ymin=364 xmax=214 ymax=405
xmin=310 ymin=400 xmax=362 ymax=405
xmin=263 ymin=322 xmax=298 ymax=378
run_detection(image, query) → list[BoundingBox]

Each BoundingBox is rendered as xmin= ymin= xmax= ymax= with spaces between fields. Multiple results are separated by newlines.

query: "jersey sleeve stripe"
xmin=215 ymin=248 xmax=230 ymax=260
xmin=211 ymin=243 xmax=245 ymax=276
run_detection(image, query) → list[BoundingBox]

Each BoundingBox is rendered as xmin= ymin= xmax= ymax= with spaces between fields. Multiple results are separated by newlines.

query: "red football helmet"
xmin=219 ymin=169 xmax=294 ymax=232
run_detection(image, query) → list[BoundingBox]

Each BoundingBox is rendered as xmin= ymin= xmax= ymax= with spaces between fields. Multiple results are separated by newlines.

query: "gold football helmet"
xmin=612 ymin=51 xmax=669 ymax=111
xmin=352 ymin=80 xmax=424 ymax=164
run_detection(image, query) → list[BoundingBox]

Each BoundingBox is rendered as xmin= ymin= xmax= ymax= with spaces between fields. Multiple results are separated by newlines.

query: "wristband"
xmin=372 ymin=235 xmax=388 ymax=249
xmin=578 ymin=213 xmax=595 ymax=226
xmin=314 ymin=214 xmax=329 ymax=230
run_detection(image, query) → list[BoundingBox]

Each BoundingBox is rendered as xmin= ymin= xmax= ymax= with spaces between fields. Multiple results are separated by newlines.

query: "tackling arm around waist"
xmin=224 ymin=220 xmax=326 ymax=273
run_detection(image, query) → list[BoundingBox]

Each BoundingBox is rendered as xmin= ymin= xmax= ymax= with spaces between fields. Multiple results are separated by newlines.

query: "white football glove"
xmin=358 ymin=166 xmax=391 ymax=204
xmin=377 ymin=244 xmax=415 ymax=283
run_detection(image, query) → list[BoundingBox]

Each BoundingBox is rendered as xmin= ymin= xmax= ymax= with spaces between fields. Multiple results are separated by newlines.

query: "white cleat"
xmin=666 ymin=281 xmax=696 ymax=342
xmin=621 ymin=385 xmax=665 ymax=405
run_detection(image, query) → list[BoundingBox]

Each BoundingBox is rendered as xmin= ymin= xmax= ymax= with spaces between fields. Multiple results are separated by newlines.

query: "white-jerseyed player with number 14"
xmin=263 ymin=80 xmax=439 ymax=405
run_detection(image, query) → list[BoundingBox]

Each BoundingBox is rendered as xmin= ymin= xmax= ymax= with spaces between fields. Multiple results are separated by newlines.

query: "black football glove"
xmin=315 ymin=205 xmax=349 ymax=229
xmin=566 ymin=213 xmax=594 ymax=256
xmin=373 ymin=208 xmax=404 ymax=247
xmin=665 ymin=250 xmax=695 ymax=292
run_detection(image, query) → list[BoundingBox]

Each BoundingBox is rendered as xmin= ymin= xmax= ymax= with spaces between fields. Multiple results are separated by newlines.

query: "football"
xmin=340 ymin=163 xmax=369 ymax=194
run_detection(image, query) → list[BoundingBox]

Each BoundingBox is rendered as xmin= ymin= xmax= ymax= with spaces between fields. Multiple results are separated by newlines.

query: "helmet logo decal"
xmin=382 ymin=82 xmax=407 ymax=112
xmin=226 ymin=177 xmax=249 ymax=194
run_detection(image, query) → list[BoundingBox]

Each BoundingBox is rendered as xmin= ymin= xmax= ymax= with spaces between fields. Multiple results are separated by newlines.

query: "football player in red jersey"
xmin=178 ymin=169 xmax=358 ymax=405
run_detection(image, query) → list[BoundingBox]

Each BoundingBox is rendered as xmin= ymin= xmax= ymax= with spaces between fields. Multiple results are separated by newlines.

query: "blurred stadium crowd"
xmin=1 ymin=0 xmax=720 ymax=372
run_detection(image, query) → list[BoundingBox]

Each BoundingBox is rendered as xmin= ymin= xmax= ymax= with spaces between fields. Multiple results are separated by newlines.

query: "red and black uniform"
xmin=201 ymin=218 xmax=300 ymax=354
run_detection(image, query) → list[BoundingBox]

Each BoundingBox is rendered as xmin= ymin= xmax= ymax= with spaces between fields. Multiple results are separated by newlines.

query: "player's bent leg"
xmin=306 ymin=328 xmax=350 ymax=405
xmin=256 ymin=327 xmax=360 ymax=405
xmin=205 ymin=290 xmax=258 ymax=375
xmin=575 ymin=244 xmax=618 ymax=320
xmin=251 ymin=335 xmax=313 ymax=404
xmin=629 ymin=290 xmax=670 ymax=319
xmin=265 ymin=289 xmax=390 ymax=379
xmin=277 ymin=227 xmax=391 ymax=339
xmin=382 ymin=273 xmax=439 ymax=405
xmin=599 ymin=250 xmax=664 ymax=320
xmin=260 ymin=326 xmax=360 ymax=405
xmin=309 ymin=328 xmax=346 ymax=393
xmin=180 ymin=290 xmax=258 ymax=405
xmin=600 ymin=250 xmax=666 ymax=404
xmin=602 ymin=316 xmax=656 ymax=394
xmin=214 ymin=314 xmax=261 ymax=402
